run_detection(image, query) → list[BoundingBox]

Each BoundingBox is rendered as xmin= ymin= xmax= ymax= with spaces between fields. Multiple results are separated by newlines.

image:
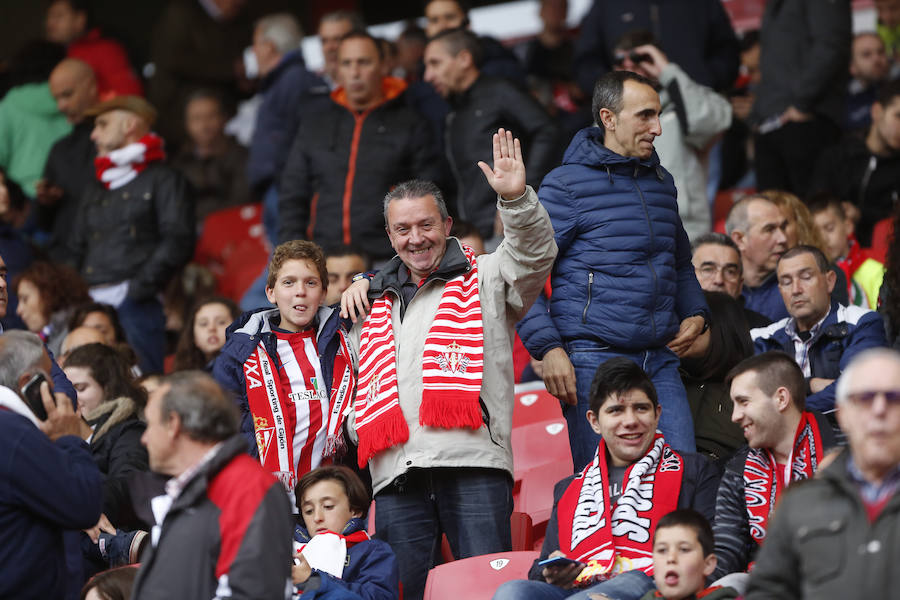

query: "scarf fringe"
xmin=356 ymin=406 xmax=409 ymax=468
xmin=419 ymin=391 xmax=483 ymax=429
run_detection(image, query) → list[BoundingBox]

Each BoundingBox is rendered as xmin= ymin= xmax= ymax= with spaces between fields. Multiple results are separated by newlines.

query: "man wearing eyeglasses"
xmin=750 ymin=245 xmax=887 ymax=427
xmin=746 ymin=348 xmax=900 ymax=600
xmin=710 ymin=351 xmax=836 ymax=589
xmin=690 ymin=232 xmax=769 ymax=329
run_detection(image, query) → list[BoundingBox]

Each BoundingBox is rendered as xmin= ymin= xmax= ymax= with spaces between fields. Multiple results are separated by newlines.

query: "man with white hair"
xmin=247 ymin=12 xmax=328 ymax=240
xmin=746 ymin=348 xmax=900 ymax=599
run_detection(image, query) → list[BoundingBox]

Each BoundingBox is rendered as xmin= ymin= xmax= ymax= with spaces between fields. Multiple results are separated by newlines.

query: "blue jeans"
xmin=493 ymin=569 xmax=655 ymax=600
xmin=117 ymin=295 xmax=165 ymax=375
xmin=374 ymin=467 xmax=513 ymax=600
xmin=565 ymin=342 xmax=695 ymax=472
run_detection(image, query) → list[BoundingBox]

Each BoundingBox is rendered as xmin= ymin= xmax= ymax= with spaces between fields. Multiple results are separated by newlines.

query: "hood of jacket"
xmin=84 ymin=396 xmax=140 ymax=441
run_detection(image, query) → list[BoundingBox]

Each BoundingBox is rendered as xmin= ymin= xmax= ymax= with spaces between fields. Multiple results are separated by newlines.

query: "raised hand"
xmin=477 ymin=128 xmax=526 ymax=201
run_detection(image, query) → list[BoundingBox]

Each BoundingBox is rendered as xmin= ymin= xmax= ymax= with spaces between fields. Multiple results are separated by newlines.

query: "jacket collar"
xmin=294 ymin=515 xmax=368 ymax=543
xmin=562 ymin=126 xmax=663 ymax=171
xmin=261 ymin=49 xmax=307 ymax=90
xmin=330 ymin=77 xmax=407 ymax=113
xmin=370 ymin=237 xmax=470 ymax=296
xmin=170 ymin=434 xmax=249 ymax=509
xmin=231 ymin=305 xmax=339 ymax=342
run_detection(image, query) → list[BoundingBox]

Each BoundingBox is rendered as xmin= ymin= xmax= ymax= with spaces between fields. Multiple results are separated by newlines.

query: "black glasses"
xmin=844 ymin=389 xmax=900 ymax=407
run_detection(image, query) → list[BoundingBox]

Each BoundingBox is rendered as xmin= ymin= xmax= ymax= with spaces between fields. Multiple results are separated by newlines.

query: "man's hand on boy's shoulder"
xmin=340 ymin=278 xmax=371 ymax=324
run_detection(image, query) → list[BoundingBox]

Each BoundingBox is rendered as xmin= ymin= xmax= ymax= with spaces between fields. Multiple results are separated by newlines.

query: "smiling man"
xmin=518 ymin=70 xmax=709 ymax=470
xmin=493 ymin=357 xmax=718 ymax=600
xmin=711 ymin=351 xmax=835 ymax=584
xmin=345 ymin=129 xmax=556 ymax=600
xmin=750 ymin=245 xmax=887 ymax=421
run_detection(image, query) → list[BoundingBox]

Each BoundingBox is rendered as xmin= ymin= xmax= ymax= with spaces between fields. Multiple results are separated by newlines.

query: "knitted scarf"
xmin=354 ymin=245 xmax=484 ymax=467
xmin=743 ymin=411 xmax=824 ymax=545
xmin=557 ymin=434 xmax=684 ymax=585
xmin=244 ymin=332 xmax=355 ymax=493
xmin=94 ymin=133 xmax=166 ymax=189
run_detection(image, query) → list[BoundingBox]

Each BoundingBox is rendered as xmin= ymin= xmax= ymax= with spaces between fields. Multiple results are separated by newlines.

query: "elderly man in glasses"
xmin=745 ymin=347 xmax=900 ymax=600
xmin=750 ymin=245 xmax=887 ymax=433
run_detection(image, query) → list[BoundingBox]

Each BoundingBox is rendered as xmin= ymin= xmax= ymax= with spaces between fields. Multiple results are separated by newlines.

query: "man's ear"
xmin=458 ymin=48 xmax=474 ymax=70
xmin=775 ymin=386 xmax=792 ymax=413
xmin=730 ymin=230 xmax=746 ymax=252
xmin=825 ymin=267 xmax=837 ymax=294
xmin=598 ymin=107 xmax=616 ymax=131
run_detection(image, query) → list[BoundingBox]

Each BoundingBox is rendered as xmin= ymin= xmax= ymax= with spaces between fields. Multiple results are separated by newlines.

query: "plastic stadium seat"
xmin=193 ymin=203 xmax=269 ymax=301
xmin=869 ymin=217 xmax=893 ymax=264
xmin=511 ymin=418 xmax=572 ymax=481
xmin=423 ymin=551 xmax=539 ymax=600
xmin=512 ymin=382 xmax=563 ymax=428
xmin=513 ymin=461 xmax=567 ymax=539
xmin=438 ymin=511 xmax=535 ymax=563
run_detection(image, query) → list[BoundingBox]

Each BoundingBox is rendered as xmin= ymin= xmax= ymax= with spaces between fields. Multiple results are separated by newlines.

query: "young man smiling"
xmin=493 ymin=358 xmax=718 ymax=600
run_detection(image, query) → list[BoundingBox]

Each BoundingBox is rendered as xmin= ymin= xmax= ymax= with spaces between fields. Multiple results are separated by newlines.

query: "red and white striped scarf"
xmin=94 ymin=132 xmax=166 ymax=189
xmin=354 ymin=245 xmax=484 ymax=467
xmin=244 ymin=331 xmax=355 ymax=495
xmin=557 ymin=434 xmax=684 ymax=585
xmin=743 ymin=411 xmax=824 ymax=545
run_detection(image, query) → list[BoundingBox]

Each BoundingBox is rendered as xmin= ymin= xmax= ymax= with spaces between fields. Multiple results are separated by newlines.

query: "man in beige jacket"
xmin=341 ymin=129 xmax=557 ymax=599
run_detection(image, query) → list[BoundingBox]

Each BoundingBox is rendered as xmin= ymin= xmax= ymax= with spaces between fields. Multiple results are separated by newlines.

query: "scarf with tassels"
xmin=743 ymin=410 xmax=825 ymax=545
xmin=94 ymin=133 xmax=166 ymax=189
xmin=557 ymin=434 xmax=684 ymax=585
xmin=354 ymin=245 xmax=484 ymax=467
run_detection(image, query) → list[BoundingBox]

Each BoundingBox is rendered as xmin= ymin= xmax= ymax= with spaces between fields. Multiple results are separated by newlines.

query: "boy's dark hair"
xmin=428 ymin=27 xmax=484 ymax=68
xmin=325 ymin=244 xmax=372 ymax=270
xmin=592 ymin=70 xmax=658 ymax=129
xmin=725 ymin=351 xmax=806 ymax=412
xmin=295 ymin=465 xmax=371 ymax=518
xmin=654 ymin=509 xmax=714 ymax=557
xmin=266 ymin=240 xmax=328 ymax=291
xmin=589 ymin=357 xmax=658 ymax=414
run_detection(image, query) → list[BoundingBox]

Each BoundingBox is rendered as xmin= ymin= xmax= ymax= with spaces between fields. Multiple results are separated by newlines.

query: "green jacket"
xmin=746 ymin=450 xmax=900 ymax=599
xmin=0 ymin=83 xmax=71 ymax=196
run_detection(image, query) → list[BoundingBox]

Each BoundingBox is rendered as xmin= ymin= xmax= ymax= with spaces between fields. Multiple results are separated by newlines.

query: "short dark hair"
xmin=725 ymin=351 xmax=806 ymax=412
xmin=428 ymin=27 xmax=483 ymax=68
xmin=778 ymin=244 xmax=830 ymax=274
xmin=691 ymin=231 xmax=741 ymax=256
xmin=592 ymin=70 xmax=658 ymax=129
xmin=340 ymin=30 xmax=384 ymax=60
xmin=589 ymin=357 xmax=658 ymax=414
xmin=295 ymin=465 xmax=371 ymax=517
xmin=160 ymin=371 xmax=239 ymax=443
xmin=876 ymin=78 xmax=900 ymax=108
xmin=654 ymin=509 xmax=715 ymax=557
xmin=324 ymin=244 xmax=372 ymax=270
xmin=319 ymin=10 xmax=366 ymax=31
xmin=613 ymin=29 xmax=658 ymax=51
xmin=424 ymin=0 xmax=470 ymax=15
xmin=807 ymin=192 xmax=846 ymax=220
xmin=267 ymin=240 xmax=328 ymax=291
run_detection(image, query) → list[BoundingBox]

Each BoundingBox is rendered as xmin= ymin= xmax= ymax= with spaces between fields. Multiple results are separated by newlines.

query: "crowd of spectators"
xmin=1 ymin=0 xmax=900 ymax=599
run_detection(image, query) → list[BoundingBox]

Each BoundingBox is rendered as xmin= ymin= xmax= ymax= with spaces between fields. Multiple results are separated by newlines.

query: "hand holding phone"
xmin=540 ymin=552 xmax=584 ymax=589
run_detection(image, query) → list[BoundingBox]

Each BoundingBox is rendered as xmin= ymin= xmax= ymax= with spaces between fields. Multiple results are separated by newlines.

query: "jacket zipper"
xmin=633 ymin=177 xmax=659 ymax=340
xmin=582 ymin=271 xmax=594 ymax=323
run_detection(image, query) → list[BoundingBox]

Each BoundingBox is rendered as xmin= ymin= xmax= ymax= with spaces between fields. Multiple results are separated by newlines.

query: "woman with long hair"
xmin=171 ymin=296 xmax=240 ymax=372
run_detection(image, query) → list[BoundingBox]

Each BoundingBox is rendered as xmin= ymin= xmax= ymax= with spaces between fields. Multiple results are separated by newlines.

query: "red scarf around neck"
xmin=354 ymin=244 xmax=484 ymax=467
xmin=556 ymin=434 xmax=684 ymax=585
xmin=244 ymin=331 xmax=355 ymax=494
xmin=94 ymin=133 xmax=166 ymax=189
xmin=743 ymin=411 xmax=824 ymax=545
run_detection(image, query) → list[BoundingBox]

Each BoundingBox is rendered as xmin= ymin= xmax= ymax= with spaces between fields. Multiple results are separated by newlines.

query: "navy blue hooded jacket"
xmin=212 ymin=305 xmax=349 ymax=459
xmin=293 ymin=517 xmax=399 ymax=600
xmin=517 ymin=127 xmax=707 ymax=358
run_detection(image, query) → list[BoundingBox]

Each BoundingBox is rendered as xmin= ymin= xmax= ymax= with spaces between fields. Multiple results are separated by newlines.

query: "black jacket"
xmin=445 ymin=75 xmax=561 ymax=238
xmin=279 ymin=79 xmax=443 ymax=260
xmin=573 ymin=0 xmax=739 ymax=94
xmin=527 ymin=450 xmax=719 ymax=581
xmin=40 ymin=121 xmax=96 ymax=260
xmin=64 ymin=162 xmax=195 ymax=300
xmin=131 ymin=435 xmax=293 ymax=600
xmin=711 ymin=410 xmax=837 ymax=580
xmin=752 ymin=0 xmax=851 ymax=126
xmin=810 ymin=134 xmax=900 ymax=246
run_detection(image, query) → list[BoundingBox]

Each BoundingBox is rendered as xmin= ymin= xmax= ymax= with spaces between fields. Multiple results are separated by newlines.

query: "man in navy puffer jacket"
xmin=518 ymin=71 xmax=708 ymax=471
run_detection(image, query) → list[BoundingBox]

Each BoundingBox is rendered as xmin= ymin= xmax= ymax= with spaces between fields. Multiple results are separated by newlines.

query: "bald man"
xmin=40 ymin=59 xmax=99 ymax=261
xmin=59 ymin=326 xmax=107 ymax=362
xmin=63 ymin=96 xmax=194 ymax=375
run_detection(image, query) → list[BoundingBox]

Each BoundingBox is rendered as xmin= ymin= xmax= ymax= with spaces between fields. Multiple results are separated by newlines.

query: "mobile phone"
xmin=21 ymin=373 xmax=49 ymax=421
xmin=538 ymin=556 xmax=582 ymax=569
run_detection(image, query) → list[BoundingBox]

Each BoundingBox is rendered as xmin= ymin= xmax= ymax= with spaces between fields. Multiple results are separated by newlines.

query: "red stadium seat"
xmin=513 ymin=462 xmax=568 ymax=540
xmin=511 ymin=418 xmax=572 ymax=481
xmin=439 ymin=511 xmax=535 ymax=563
xmin=423 ymin=551 xmax=539 ymax=600
xmin=512 ymin=382 xmax=563 ymax=428
xmin=868 ymin=217 xmax=893 ymax=264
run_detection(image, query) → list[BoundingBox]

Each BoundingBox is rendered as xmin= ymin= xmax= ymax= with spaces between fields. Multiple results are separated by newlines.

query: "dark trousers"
xmin=754 ymin=118 xmax=840 ymax=195
xmin=374 ymin=467 xmax=513 ymax=600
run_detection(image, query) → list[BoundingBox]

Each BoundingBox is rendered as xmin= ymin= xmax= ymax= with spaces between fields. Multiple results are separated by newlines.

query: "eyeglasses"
xmin=844 ymin=389 xmax=900 ymax=407
xmin=696 ymin=264 xmax=741 ymax=282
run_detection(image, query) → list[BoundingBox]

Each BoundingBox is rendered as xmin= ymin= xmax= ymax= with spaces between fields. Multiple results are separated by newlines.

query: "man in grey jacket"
xmin=342 ymin=129 xmax=557 ymax=600
xmin=746 ymin=348 xmax=900 ymax=599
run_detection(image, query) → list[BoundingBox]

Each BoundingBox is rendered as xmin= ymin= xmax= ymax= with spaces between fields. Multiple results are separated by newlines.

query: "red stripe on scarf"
xmin=355 ymin=245 xmax=484 ymax=467
xmin=556 ymin=434 xmax=683 ymax=584
xmin=743 ymin=411 xmax=824 ymax=544
xmin=93 ymin=133 xmax=166 ymax=189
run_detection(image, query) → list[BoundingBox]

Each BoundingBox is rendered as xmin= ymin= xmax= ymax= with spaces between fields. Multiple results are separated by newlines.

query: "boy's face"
xmin=265 ymin=259 xmax=326 ymax=332
xmin=652 ymin=525 xmax=716 ymax=600
xmin=300 ymin=479 xmax=362 ymax=536
xmin=812 ymin=207 xmax=851 ymax=262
